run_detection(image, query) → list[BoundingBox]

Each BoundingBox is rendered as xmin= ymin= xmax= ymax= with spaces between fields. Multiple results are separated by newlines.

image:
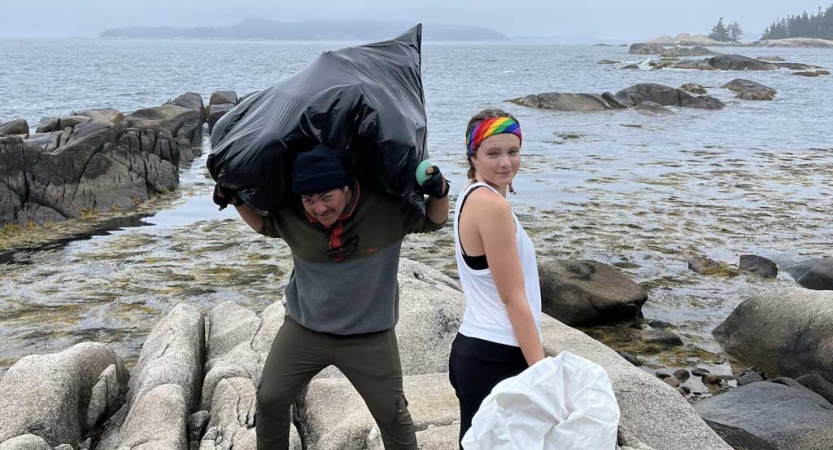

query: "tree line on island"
xmin=706 ymin=3 xmax=833 ymax=42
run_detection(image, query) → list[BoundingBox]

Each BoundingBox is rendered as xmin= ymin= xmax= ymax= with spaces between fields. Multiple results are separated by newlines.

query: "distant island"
xmin=100 ymin=19 xmax=508 ymax=41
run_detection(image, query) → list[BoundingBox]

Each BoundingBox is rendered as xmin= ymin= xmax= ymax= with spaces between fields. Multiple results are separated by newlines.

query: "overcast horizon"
xmin=0 ymin=1 xmax=830 ymax=42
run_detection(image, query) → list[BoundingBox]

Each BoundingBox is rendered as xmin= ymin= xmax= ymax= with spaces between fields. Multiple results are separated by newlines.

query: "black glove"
xmin=420 ymin=166 xmax=450 ymax=199
xmin=213 ymin=184 xmax=242 ymax=210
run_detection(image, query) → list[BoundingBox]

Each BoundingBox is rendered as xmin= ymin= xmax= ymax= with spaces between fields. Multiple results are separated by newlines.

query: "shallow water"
xmin=1 ymin=38 xmax=832 ymax=377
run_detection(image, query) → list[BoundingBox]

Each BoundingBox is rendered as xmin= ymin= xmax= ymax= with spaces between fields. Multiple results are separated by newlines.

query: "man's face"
xmin=301 ymin=187 xmax=349 ymax=226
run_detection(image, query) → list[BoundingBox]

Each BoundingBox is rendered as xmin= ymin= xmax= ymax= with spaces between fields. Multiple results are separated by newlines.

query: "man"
xmin=214 ymin=144 xmax=449 ymax=449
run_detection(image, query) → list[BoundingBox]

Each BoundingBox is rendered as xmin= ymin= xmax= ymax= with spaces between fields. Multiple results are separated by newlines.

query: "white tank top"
xmin=454 ymin=182 xmax=543 ymax=347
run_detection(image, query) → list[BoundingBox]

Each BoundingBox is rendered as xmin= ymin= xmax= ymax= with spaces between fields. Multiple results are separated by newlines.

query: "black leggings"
xmin=448 ymin=333 xmax=529 ymax=447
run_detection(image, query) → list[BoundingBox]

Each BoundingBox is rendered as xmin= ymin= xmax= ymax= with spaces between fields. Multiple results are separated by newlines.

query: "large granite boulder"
xmin=540 ymin=314 xmax=731 ymax=449
xmin=0 ymin=435 xmax=52 ymax=450
xmin=76 ymin=108 xmax=124 ymax=125
xmin=695 ymin=379 xmax=833 ymax=450
xmin=713 ymin=288 xmax=833 ymax=380
xmin=0 ymin=119 xmax=29 ymax=136
xmin=670 ymin=60 xmax=716 ymax=70
xmin=635 ymin=101 xmax=674 ymax=116
xmin=508 ymin=93 xmax=627 ymax=111
xmin=708 ymin=55 xmax=777 ymax=71
xmin=98 ymin=304 xmax=205 ymax=450
xmin=0 ymin=343 xmax=128 ymax=447
xmin=200 ymin=301 xmax=285 ymax=410
xmin=207 ymin=103 xmax=235 ymax=133
xmin=629 ymin=43 xmax=666 ymax=54
xmin=298 ymin=373 xmax=458 ymax=450
xmin=538 ymin=260 xmax=648 ymax=326
xmin=784 ymin=258 xmax=833 ymax=290
xmin=209 ymin=90 xmax=238 ymax=106
xmin=0 ymin=95 xmax=205 ymax=227
xmin=660 ymin=46 xmax=716 ymax=57
xmin=201 ymin=377 xmax=301 ymax=450
xmin=722 ymin=79 xmax=777 ymax=101
xmin=35 ymin=117 xmax=61 ymax=133
xmin=615 ymin=83 xmax=724 ymax=110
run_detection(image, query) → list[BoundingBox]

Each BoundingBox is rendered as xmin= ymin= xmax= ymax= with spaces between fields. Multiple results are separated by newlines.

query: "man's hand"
xmin=419 ymin=165 xmax=449 ymax=199
xmin=213 ymin=184 xmax=242 ymax=210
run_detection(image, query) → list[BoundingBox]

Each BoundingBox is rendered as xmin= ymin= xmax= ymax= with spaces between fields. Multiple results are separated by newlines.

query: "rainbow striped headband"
xmin=466 ymin=117 xmax=522 ymax=157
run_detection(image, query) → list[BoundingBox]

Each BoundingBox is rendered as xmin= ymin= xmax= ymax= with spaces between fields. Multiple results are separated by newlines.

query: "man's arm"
xmin=234 ymin=204 xmax=265 ymax=233
xmin=425 ymin=182 xmax=449 ymax=225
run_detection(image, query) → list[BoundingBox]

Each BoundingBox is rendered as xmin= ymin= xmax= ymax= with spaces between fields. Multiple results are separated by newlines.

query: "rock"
xmin=738 ymin=255 xmax=778 ymax=278
xmin=598 ymin=59 xmax=619 ymax=64
xmin=670 ymin=60 xmax=716 ymax=70
xmin=736 ymin=90 xmax=775 ymax=101
xmin=793 ymin=70 xmax=822 ymax=77
xmin=538 ymin=259 xmax=647 ymax=326
xmin=0 ymin=435 xmax=52 ymax=450
xmin=209 ymin=90 xmax=238 ymax=106
xmin=775 ymin=62 xmax=824 ymax=70
xmin=201 ymin=302 xmax=285 ymax=410
xmin=414 ymin=425 xmax=458 ymax=450
xmin=614 ymin=84 xmax=724 ymax=110
xmin=818 ymin=70 xmax=831 ymax=75
xmin=539 ymin=314 xmax=732 ymax=449
xmin=0 ymin=119 xmax=29 ymax=136
xmin=784 ymin=258 xmax=833 ymax=290
xmin=647 ymin=319 xmax=672 ymax=329
xmin=23 ymin=132 xmax=61 ymax=153
xmin=680 ymin=83 xmax=707 ymax=94
xmin=639 ymin=329 xmax=684 ymax=347
xmin=618 ymin=351 xmax=641 ymax=367
xmin=58 ymin=116 xmax=92 ymax=129
xmin=621 ymin=64 xmax=640 ymax=70
xmin=753 ymin=37 xmax=833 ymax=48
xmin=98 ymin=304 xmax=204 ymax=450
xmin=663 ymin=377 xmax=681 ymax=388
xmin=756 ymin=56 xmax=785 ymax=62
xmin=298 ymin=373 xmax=458 ymax=450
xmin=54 ymin=445 xmax=72 ymax=450
xmin=0 ymin=343 xmax=128 ymax=447
xmin=200 ymin=377 xmax=302 ymax=450
xmin=393 ymin=259 xmax=466 ymax=375
xmin=76 ymin=108 xmax=124 ymax=125
xmin=692 ymin=368 xmax=711 ymax=376
xmin=796 ymin=374 xmax=833 ymax=405
xmin=708 ymin=55 xmax=777 ymax=71
xmin=1 ymin=95 xmax=205 ymax=228
xmin=674 ymin=369 xmax=691 ymax=383
xmin=35 ymin=117 xmax=60 ymax=134
xmin=713 ymin=288 xmax=833 ymax=380
xmin=688 ymin=256 xmax=720 ymax=274
xmin=722 ymin=79 xmax=776 ymax=95
xmin=168 ymin=92 xmax=205 ymax=121
xmin=635 ymin=101 xmax=674 ymax=116
xmin=188 ymin=411 xmax=210 ymax=443
xmin=207 ymin=103 xmax=235 ymax=133
xmin=660 ymin=46 xmax=716 ymax=57
xmin=629 ymin=43 xmax=666 ymax=54
xmin=508 ymin=92 xmax=626 ymax=111
xmin=737 ymin=370 xmax=764 ymax=386
xmin=695 ymin=380 xmax=833 ymax=450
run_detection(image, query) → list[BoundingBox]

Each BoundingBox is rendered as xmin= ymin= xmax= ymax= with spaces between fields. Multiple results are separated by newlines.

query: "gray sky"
xmin=0 ymin=0 xmax=829 ymax=41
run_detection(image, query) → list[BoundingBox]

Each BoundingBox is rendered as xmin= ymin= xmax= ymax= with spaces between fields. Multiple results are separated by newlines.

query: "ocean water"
xmin=1 ymin=38 xmax=831 ymax=376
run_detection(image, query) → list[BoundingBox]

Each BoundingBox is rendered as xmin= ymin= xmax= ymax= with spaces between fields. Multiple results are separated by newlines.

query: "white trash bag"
xmin=462 ymin=351 xmax=620 ymax=450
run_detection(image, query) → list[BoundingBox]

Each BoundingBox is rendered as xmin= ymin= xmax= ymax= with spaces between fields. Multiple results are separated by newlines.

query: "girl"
xmin=449 ymin=109 xmax=545 ymax=445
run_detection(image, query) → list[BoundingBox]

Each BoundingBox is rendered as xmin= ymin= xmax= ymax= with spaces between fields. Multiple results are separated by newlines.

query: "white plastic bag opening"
xmin=462 ymin=351 xmax=620 ymax=450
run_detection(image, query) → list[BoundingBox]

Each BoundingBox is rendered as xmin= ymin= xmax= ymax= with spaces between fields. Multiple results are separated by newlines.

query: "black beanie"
xmin=291 ymin=145 xmax=349 ymax=195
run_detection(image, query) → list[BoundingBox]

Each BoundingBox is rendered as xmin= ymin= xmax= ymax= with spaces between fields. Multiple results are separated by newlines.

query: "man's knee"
xmin=257 ymin=380 xmax=299 ymax=414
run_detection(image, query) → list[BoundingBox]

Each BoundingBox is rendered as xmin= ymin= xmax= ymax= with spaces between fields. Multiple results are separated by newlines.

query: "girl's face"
xmin=471 ymin=133 xmax=521 ymax=188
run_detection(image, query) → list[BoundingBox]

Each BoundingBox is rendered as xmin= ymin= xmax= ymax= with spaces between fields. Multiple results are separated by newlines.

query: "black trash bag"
xmin=207 ymin=24 xmax=427 ymax=215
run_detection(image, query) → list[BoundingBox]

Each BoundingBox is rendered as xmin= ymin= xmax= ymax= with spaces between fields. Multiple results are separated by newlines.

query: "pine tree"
xmin=729 ymin=22 xmax=743 ymax=42
xmin=709 ymin=18 xmax=730 ymax=41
